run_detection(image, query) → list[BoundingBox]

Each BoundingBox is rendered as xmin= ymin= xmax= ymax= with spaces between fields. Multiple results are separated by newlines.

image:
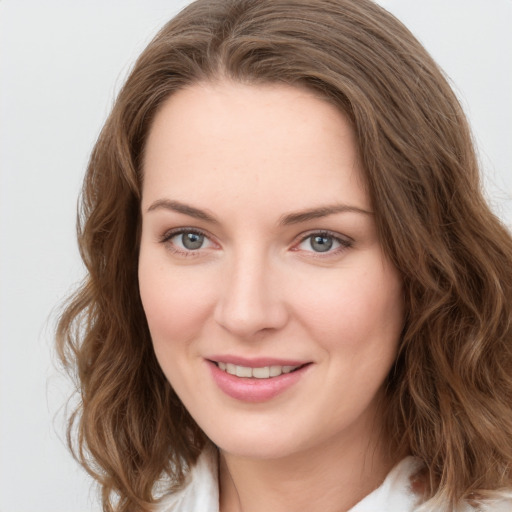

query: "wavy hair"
xmin=56 ymin=0 xmax=512 ymax=510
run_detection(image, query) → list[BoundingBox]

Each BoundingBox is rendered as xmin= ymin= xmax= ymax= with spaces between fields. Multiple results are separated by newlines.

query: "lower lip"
xmin=207 ymin=361 xmax=311 ymax=402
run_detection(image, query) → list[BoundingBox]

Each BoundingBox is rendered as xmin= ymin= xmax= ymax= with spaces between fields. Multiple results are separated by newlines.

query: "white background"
xmin=0 ymin=1 xmax=511 ymax=511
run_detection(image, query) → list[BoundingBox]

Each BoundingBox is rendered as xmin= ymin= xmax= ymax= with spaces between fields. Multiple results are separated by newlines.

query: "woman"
xmin=57 ymin=0 xmax=512 ymax=511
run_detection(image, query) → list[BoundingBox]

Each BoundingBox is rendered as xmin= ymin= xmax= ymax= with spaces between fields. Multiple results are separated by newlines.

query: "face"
xmin=138 ymin=81 xmax=404 ymax=460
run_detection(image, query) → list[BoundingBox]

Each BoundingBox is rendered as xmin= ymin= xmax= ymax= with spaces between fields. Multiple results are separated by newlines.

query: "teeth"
xmin=252 ymin=366 xmax=270 ymax=378
xmin=217 ymin=362 xmax=301 ymax=379
xmin=269 ymin=365 xmax=282 ymax=377
xmin=236 ymin=365 xmax=252 ymax=378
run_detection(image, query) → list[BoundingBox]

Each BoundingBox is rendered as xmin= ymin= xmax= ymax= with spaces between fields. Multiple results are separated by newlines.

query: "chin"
xmin=202 ymin=416 xmax=332 ymax=462
xmin=215 ymin=436 xmax=303 ymax=461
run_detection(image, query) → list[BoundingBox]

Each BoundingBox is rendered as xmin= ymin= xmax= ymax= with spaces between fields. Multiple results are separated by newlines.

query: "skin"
xmin=138 ymin=80 xmax=405 ymax=512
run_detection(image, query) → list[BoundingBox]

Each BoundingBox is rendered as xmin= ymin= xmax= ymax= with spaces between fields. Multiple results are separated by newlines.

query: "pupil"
xmin=311 ymin=235 xmax=333 ymax=252
xmin=182 ymin=232 xmax=204 ymax=250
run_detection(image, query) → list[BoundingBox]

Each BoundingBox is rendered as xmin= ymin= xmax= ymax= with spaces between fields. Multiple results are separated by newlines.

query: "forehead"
xmin=142 ymin=80 xmax=369 ymax=215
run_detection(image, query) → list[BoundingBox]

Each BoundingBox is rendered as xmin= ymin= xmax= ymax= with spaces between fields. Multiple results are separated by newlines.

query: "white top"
xmin=157 ymin=448 xmax=512 ymax=512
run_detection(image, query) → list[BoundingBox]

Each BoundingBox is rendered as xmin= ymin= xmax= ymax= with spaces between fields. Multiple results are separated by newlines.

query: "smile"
xmin=207 ymin=358 xmax=312 ymax=402
xmin=215 ymin=362 xmax=302 ymax=379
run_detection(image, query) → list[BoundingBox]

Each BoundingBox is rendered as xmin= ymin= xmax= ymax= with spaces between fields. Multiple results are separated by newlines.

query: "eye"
xmin=305 ymin=234 xmax=337 ymax=252
xmin=161 ymin=228 xmax=215 ymax=254
xmin=175 ymin=231 xmax=206 ymax=250
xmin=296 ymin=231 xmax=352 ymax=254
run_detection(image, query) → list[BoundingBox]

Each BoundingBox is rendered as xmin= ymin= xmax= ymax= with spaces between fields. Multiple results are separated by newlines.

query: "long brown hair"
xmin=57 ymin=0 xmax=512 ymax=510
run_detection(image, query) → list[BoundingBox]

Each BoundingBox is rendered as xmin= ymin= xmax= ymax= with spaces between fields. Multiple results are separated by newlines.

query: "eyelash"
xmin=159 ymin=228 xmax=353 ymax=257
xmin=159 ymin=227 xmax=214 ymax=258
xmin=294 ymin=230 xmax=353 ymax=257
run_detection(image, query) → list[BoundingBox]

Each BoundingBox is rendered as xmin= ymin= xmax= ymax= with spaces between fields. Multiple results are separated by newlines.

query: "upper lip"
xmin=207 ymin=355 xmax=310 ymax=367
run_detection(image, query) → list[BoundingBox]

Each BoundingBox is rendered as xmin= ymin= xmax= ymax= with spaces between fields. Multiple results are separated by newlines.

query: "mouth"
xmin=212 ymin=361 xmax=307 ymax=379
xmin=206 ymin=356 xmax=312 ymax=402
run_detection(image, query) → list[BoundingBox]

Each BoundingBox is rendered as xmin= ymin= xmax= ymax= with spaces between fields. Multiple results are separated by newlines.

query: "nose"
xmin=214 ymin=250 xmax=289 ymax=339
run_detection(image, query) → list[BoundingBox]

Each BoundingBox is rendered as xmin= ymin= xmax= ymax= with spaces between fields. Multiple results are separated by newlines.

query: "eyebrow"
xmin=279 ymin=204 xmax=373 ymax=225
xmin=146 ymin=199 xmax=372 ymax=225
xmin=146 ymin=199 xmax=218 ymax=223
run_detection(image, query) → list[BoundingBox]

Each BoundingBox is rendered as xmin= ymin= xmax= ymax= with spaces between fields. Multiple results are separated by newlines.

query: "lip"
xmin=206 ymin=356 xmax=312 ymax=403
xmin=208 ymin=355 xmax=308 ymax=367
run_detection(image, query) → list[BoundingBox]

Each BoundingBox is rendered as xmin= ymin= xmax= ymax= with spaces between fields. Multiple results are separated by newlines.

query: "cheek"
xmin=289 ymin=261 xmax=403 ymax=351
xmin=138 ymin=259 xmax=216 ymax=349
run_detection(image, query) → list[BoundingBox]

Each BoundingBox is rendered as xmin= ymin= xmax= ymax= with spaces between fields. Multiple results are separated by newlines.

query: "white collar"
xmin=158 ymin=448 xmax=425 ymax=512
xmin=159 ymin=446 xmax=219 ymax=512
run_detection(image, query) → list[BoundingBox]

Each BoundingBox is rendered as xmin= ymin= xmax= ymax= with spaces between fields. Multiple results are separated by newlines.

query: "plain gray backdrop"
xmin=1 ymin=1 xmax=511 ymax=511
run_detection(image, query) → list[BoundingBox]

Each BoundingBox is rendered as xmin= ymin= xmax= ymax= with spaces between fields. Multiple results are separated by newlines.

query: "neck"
xmin=219 ymin=425 xmax=397 ymax=512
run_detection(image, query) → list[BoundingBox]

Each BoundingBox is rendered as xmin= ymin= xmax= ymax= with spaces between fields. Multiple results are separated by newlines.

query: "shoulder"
xmin=355 ymin=458 xmax=512 ymax=512
xmin=356 ymin=457 xmax=512 ymax=512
